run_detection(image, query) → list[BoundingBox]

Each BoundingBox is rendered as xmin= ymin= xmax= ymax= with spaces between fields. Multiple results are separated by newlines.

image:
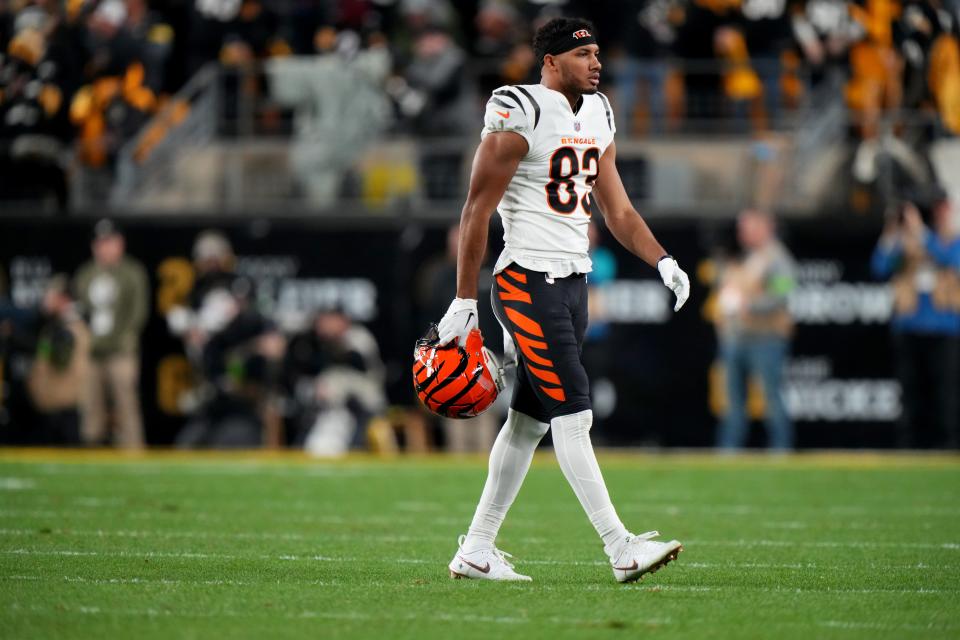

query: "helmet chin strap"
xmin=481 ymin=347 xmax=506 ymax=393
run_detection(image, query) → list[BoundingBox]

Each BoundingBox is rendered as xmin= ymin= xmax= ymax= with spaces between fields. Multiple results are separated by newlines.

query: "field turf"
xmin=0 ymin=449 xmax=958 ymax=639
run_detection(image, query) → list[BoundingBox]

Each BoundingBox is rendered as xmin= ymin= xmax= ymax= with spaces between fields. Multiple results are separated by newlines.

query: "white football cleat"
xmin=448 ymin=535 xmax=532 ymax=581
xmin=608 ymin=531 xmax=683 ymax=583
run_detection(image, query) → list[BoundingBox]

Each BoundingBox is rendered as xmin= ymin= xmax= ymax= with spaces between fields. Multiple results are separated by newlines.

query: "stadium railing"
xmin=58 ymin=59 xmax=949 ymax=219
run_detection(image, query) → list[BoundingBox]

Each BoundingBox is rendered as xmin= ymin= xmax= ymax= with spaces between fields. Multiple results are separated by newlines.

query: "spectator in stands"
xmin=715 ymin=209 xmax=797 ymax=451
xmin=737 ymin=0 xmax=796 ymax=128
xmin=166 ymin=229 xmax=242 ymax=383
xmin=714 ymin=25 xmax=767 ymax=129
xmin=73 ymin=219 xmax=149 ymax=449
xmin=0 ymin=263 xmax=39 ymax=444
xmin=186 ymin=0 xmax=285 ymax=76
xmin=0 ymin=3 xmax=76 ymax=209
xmin=169 ymin=229 xmax=286 ymax=448
xmin=268 ymin=27 xmax=392 ymax=205
xmin=2 ymin=0 xmax=958 ymax=214
xmin=284 ymin=306 xmax=386 ymax=457
xmin=790 ymin=0 xmax=862 ymax=87
xmin=189 ymin=287 xmax=286 ymax=448
xmin=0 ymin=271 xmax=88 ymax=445
xmin=209 ymin=1 xmax=293 ymax=138
xmin=674 ymin=0 xmax=738 ymax=122
xmin=69 ymin=0 xmax=172 ymax=169
xmin=395 ymin=26 xmax=471 ymax=136
xmin=902 ymin=5 xmax=960 ymax=136
xmin=841 ymin=0 xmax=940 ymax=188
xmin=611 ymin=0 xmax=678 ymax=135
xmin=187 ymin=229 xmax=240 ymax=317
xmin=871 ymin=191 xmax=960 ymax=449
xmin=397 ymin=0 xmax=460 ymax=47
xmin=473 ymin=2 xmax=522 ymax=60
xmin=472 ymin=1 xmax=535 ymax=97
xmin=26 ymin=274 xmax=89 ymax=445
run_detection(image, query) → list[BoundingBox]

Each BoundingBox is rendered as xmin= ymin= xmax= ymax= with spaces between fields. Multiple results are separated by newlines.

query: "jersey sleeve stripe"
xmin=490 ymin=97 xmax=516 ymax=110
xmin=493 ymin=89 xmax=525 ymax=114
xmin=597 ymin=92 xmax=613 ymax=130
xmin=513 ymin=86 xmax=541 ymax=129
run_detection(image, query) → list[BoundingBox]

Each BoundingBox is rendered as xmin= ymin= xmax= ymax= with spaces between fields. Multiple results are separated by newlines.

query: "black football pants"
xmin=491 ymin=263 xmax=591 ymax=423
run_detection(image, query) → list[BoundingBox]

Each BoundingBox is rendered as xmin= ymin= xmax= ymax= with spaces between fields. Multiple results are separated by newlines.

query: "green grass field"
xmin=1 ymin=450 xmax=958 ymax=639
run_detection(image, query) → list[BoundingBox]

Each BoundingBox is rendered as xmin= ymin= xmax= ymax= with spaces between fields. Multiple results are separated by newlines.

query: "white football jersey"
xmin=481 ymin=84 xmax=616 ymax=278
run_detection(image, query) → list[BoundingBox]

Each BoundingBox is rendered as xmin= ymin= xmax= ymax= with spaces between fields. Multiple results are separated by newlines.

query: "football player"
xmin=442 ymin=17 xmax=690 ymax=583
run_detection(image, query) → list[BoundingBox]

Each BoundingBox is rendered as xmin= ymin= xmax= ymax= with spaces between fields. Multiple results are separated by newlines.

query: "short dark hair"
xmin=92 ymin=218 xmax=122 ymax=241
xmin=533 ymin=17 xmax=596 ymax=65
xmin=929 ymin=184 xmax=950 ymax=209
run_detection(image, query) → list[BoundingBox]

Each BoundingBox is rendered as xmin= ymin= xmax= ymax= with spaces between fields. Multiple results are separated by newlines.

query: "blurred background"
xmin=0 ymin=0 xmax=958 ymax=453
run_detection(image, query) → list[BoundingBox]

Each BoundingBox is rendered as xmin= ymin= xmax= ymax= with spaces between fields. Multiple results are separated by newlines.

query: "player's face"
xmin=556 ymin=44 xmax=601 ymax=95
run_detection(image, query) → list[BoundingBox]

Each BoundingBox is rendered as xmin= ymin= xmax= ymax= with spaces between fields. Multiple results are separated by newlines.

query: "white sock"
xmin=462 ymin=409 xmax=549 ymax=552
xmin=551 ymin=409 xmax=629 ymax=555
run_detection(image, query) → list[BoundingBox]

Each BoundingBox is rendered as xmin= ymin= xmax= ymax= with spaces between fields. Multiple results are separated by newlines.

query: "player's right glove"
xmin=657 ymin=256 xmax=690 ymax=312
xmin=437 ymin=297 xmax=479 ymax=346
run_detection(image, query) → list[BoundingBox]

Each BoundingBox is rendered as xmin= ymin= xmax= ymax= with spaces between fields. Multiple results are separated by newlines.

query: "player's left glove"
xmin=437 ymin=297 xmax=479 ymax=346
xmin=657 ymin=256 xmax=690 ymax=312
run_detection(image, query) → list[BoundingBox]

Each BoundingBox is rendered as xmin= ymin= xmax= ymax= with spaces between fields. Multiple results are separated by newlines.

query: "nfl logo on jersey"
xmin=574 ymin=122 xmax=581 ymax=132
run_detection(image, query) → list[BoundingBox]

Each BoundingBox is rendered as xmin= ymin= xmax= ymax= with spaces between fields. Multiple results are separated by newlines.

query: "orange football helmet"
xmin=413 ymin=324 xmax=504 ymax=419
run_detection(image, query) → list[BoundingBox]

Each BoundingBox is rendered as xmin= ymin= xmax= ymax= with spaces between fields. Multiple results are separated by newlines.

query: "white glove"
xmin=657 ymin=256 xmax=690 ymax=312
xmin=437 ymin=298 xmax=479 ymax=346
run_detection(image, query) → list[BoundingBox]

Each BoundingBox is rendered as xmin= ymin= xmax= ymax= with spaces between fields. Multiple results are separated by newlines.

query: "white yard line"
xmin=5 ymin=575 xmax=263 ymax=586
xmin=0 ymin=527 xmax=429 ymax=543
xmin=3 ymin=548 xmax=236 ymax=559
xmin=1 ymin=548 xmax=373 ymax=563
xmin=0 ymin=507 xmax=936 ymax=534
xmin=398 ymin=499 xmax=960 ymax=517
xmin=9 ymin=493 xmax=960 ymax=518
xmin=8 ymin=601 xmax=955 ymax=633
xmin=4 ymin=601 xmax=654 ymax=627
xmin=683 ymin=538 xmax=960 ymax=550
xmin=20 ymin=464 xmax=377 ymax=478
xmin=620 ymin=585 xmax=956 ymax=595
xmin=0 ymin=478 xmax=36 ymax=490
xmin=622 ymin=504 xmax=960 ymax=517
xmin=3 ymin=572 xmax=955 ymax=596
xmin=72 ymin=497 xmax=125 ymax=507
xmin=819 ymin=620 xmax=960 ymax=632
xmin=2 ymin=526 xmax=957 ymax=550
xmin=3 ymin=548 xmax=959 ymax=577
xmin=0 ymin=509 xmax=407 ymax=527
xmin=523 ymin=559 xmax=959 ymax=570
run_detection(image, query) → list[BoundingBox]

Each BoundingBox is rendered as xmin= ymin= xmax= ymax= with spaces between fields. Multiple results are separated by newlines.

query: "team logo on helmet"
xmin=413 ymin=325 xmax=503 ymax=419
xmin=572 ymin=30 xmax=591 ymax=39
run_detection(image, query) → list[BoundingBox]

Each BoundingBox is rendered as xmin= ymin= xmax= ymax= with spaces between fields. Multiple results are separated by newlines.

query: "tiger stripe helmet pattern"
xmin=413 ymin=324 xmax=504 ymax=419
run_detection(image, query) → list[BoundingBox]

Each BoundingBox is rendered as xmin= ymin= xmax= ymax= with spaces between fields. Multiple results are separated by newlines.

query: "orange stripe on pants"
xmin=539 ymin=385 xmax=566 ymax=401
xmin=527 ymin=363 xmax=561 ymax=385
xmin=514 ymin=332 xmax=554 ymax=367
xmin=504 ymin=268 xmax=527 ymax=284
xmin=505 ymin=306 xmax=544 ymax=337
xmin=496 ymin=274 xmax=532 ymax=304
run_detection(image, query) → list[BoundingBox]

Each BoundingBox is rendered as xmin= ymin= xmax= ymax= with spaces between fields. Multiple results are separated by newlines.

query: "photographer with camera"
xmin=872 ymin=190 xmax=960 ymax=449
xmin=26 ymin=275 xmax=90 ymax=445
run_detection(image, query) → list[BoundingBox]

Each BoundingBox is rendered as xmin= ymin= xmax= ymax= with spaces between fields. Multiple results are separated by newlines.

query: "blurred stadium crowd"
xmin=1 ymin=0 xmax=959 ymax=453
xmin=1 ymin=0 xmax=958 ymax=208
xmin=2 ymin=200 xmax=958 ymax=452
xmin=0 ymin=221 xmax=399 ymax=452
